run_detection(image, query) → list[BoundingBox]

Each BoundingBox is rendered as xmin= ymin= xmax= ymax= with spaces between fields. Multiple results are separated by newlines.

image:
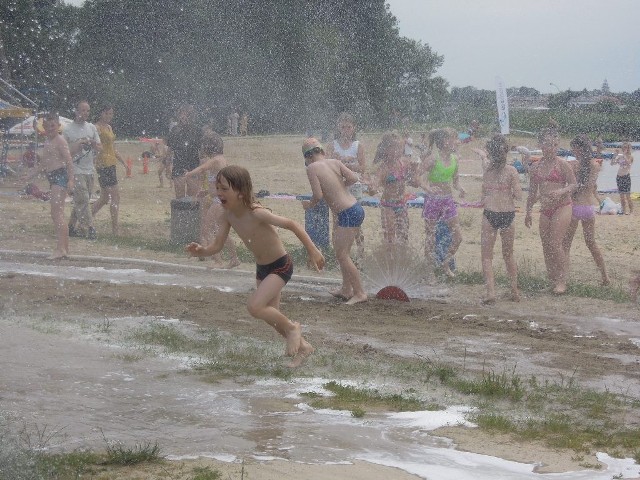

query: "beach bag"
xmin=599 ymin=197 xmax=621 ymax=215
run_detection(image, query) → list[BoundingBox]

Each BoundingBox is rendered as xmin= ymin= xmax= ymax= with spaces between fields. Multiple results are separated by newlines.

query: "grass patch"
xmin=300 ymin=380 xmax=427 ymax=416
xmin=191 ymin=465 xmax=223 ymax=479
xmin=449 ymin=368 xmax=525 ymax=402
xmin=129 ymin=322 xmax=296 ymax=380
xmin=103 ymin=439 xmax=163 ymax=465
xmin=450 ymin=264 xmax=631 ymax=302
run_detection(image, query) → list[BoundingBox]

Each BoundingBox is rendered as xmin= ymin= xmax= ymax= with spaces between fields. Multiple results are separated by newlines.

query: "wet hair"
xmin=201 ymin=131 xmax=224 ymax=156
xmin=485 ymin=134 xmax=509 ymax=171
xmin=43 ymin=112 xmax=59 ymax=123
xmin=336 ymin=112 xmax=357 ymax=141
xmin=621 ymin=141 xmax=632 ymax=155
xmin=176 ymin=103 xmax=195 ymax=122
xmin=570 ymin=134 xmax=593 ymax=192
xmin=537 ymin=125 xmax=559 ymax=144
xmin=374 ymin=131 xmax=402 ymax=165
xmin=428 ymin=128 xmax=457 ymax=151
xmin=216 ymin=165 xmax=257 ymax=210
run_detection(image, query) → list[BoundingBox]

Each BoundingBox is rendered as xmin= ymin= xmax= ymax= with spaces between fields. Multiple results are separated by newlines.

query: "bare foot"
xmin=48 ymin=250 xmax=67 ymax=260
xmin=285 ymin=322 xmax=302 ymax=357
xmin=330 ymin=289 xmax=352 ymax=300
xmin=287 ymin=338 xmax=314 ymax=368
xmin=226 ymin=258 xmax=241 ymax=269
xmin=207 ymin=259 xmax=226 ymax=269
xmin=510 ymin=289 xmax=521 ymax=302
xmin=481 ymin=296 xmax=496 ymax=305
xmin=601 ymin=277 xmax=611 ymax=286
xmin=345 ymin=293 xmax=368 ymax=305
xmin=552 ymin=284 xmax=567 ymax=295
xmin=441 ymin=261 xmax=455 ymax=278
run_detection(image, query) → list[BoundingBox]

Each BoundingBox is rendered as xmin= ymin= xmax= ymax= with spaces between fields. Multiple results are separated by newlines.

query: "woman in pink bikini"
xmin=525 ymin=127 xmax=577 ymax=294
xmin=562 ymin=135 xmax=610 ymax=285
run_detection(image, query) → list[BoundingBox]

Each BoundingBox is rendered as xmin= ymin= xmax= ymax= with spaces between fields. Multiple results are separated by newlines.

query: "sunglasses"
xmin=303 ymin=146 xmax=322 ymax=158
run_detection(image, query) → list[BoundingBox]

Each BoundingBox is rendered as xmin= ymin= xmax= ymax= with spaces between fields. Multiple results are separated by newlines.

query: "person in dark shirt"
xmin=166 ymin=104 xmax=204 ymax=198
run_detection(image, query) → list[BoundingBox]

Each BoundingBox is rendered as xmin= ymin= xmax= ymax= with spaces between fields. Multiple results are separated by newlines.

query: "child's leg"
xmin=442 ymin=217 xmax=463 ymax=277
xmin=108 ymin=186 xmax=120 ymax=235
xmin=581 ymin=219 xmax=609 ymax=285
xmin=480 ymin=217 xmax=498 ymax=303
xmin=500 ymin=224 xmax=519 ymax=301
xmin=49 ymin=186 xmax=68 ymax=259
xmin=547 ymin=205 xmax=573 ymax=293
xmin=247 ymin=275 xmax=301 ymax=356
xmin=334 ymin=226 xmax=367 ymax=304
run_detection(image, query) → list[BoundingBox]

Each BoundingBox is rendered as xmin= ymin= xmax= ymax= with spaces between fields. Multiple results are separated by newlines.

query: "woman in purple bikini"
xmin=562 ymin=134 xmax=610 ymax=286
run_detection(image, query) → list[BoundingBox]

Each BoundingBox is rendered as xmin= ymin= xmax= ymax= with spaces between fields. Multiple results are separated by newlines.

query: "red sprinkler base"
xmin=376 ymin=286 xmax=410 ymax=302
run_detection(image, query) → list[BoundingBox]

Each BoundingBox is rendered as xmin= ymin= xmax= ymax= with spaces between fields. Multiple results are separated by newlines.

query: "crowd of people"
xmin=16 ymin=103 xmax=638 ymax=365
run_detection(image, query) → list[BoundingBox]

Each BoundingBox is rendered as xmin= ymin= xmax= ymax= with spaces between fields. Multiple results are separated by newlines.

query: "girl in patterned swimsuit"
xmin=417 ymin=128 xmax=466 ymax=278
xmin=525 ymin=127 xmax=577 ymax=294
xmin=562 ymin=134 xmax=610 ymax=285
xmin=21 ymin=113 xmax=75 ymax=259
xmin=185 ymin=132 xmax=240 ymax=269
xmin=370 ymin=131 xmax=414 ymax=245
xmin=186 ymin=166 xmax=324 ymax=368
xmin=611 ymin=141 xmax=634 ymax=215
xmin=480 ymin=134 xmax=523 ymax=304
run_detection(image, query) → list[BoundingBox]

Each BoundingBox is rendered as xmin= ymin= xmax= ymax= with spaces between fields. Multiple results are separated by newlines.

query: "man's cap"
xmin=302 ymin=137 xmax=323 ymax=156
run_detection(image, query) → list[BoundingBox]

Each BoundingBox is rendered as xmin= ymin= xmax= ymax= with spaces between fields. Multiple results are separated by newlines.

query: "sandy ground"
xmin=1 ymin=134 xmax=639 ymax=479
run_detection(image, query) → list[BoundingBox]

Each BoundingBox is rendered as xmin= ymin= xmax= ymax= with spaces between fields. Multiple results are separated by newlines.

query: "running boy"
xmin=186 ymin=165 xmax=324 ymax=367
xmin=301 ymin=137 xmax=367 ymax=305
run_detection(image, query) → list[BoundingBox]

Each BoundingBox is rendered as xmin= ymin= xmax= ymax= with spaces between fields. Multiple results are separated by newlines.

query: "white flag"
xmin=495 ymin=76 xmax=510 ymax=135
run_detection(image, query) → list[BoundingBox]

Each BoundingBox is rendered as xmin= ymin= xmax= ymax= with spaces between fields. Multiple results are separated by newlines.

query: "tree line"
xmin=1 ymin=0 xmax=448 ymax=136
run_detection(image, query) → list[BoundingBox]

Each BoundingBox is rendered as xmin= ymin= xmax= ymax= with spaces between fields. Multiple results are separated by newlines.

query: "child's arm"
xmin=452 ymin=168 xmax=465 ymax=198
xmin=510 ymin=168 xmax=523 ymax=202
xmin=59 ymin=137 xmax=75 ymax=193
xmin=524 ymin=167 xmax=539 ymax=228
xmin=354 ymin=143 xmax=366 ymax=175
xmin=185 ymin=220 xmax=231 ymax=257
xmin=185 ymin=157 xmax=217 ymax=177
xmin=339 ymin=162 xmax=360 ymax=187
xmin=258 ymin=209 xmax=325 ymax=271
xmin=115 ymin=149 xmax=127 ymax=168
xmin=303 ymin=166 xmax=324 ymax=209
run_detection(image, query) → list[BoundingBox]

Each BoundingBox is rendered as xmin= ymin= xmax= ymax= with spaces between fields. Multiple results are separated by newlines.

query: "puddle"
xmin=1 ymin=255 xmax=639 ymax=479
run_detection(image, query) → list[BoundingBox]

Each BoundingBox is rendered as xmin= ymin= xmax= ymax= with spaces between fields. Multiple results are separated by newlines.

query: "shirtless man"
xmin=301 ymin=137 xmax=367 ymax=305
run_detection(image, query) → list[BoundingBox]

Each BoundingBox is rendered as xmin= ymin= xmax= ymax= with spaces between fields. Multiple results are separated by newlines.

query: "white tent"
xmin=8 ymin=114 xmax=73 ymax=135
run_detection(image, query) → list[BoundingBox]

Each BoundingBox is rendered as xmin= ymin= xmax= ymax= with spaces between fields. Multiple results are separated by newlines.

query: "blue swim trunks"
xmin=46 ymin=167 xmax=68 ymax=188
xmin=337 ymin=202 xmax=365 ymax=228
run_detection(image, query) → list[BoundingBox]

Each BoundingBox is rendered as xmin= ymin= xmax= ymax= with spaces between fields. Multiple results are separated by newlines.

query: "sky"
xmin=386 ymin=0 xmax=640 ymax=93
xmin=62 ymin=0 xmax=639 ymax=94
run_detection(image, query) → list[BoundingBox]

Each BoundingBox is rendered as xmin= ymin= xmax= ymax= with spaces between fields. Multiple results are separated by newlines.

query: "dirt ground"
xmin=1 ymin=134 xmax=639 ymax=478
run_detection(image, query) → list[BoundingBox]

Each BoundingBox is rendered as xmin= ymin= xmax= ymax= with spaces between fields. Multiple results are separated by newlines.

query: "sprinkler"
xmin=375 ymin=285 xmax=410 ymax=302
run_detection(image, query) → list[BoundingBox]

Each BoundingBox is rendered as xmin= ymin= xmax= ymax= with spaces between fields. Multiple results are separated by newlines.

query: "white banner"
xmin=495 ymin=76 xmax=510 ymax=135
